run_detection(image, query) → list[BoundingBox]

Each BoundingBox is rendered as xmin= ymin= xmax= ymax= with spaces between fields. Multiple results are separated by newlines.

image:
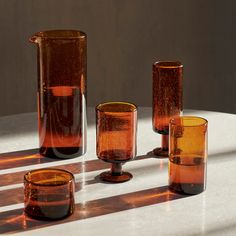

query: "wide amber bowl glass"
xmin=96 ymin=102 xmax=137 ymax=183
xmin=152 ymin=61 xmax=183 ymax=157
xmin=169 ymin=116 xmax=208 ymax=195
xmin=24 ymin=168 xmax=75 ymax=220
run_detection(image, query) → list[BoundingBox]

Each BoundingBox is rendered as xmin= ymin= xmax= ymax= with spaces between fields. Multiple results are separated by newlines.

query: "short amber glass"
xmin=152 ymin=61 xmax=183 ymax=157
xmin=96 ymin=102 xmax=137 ymax=183
xmin=169 ymin=116 xmax=208 ymax=195
xmin=24 ymin=168 xmax=75 ymax=220
xmin=30 ymin=30 xmax=87 ymax=159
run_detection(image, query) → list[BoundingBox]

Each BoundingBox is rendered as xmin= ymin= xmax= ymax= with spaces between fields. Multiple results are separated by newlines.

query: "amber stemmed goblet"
xmin=96 ymin=102 xmax=137 ymax=183
xmin=24 ymin=168 xmax=75 ymax=220
xmin=152 ymin=61 xmax=183 ymax=157
xmin=169 ymin=116 xmax=208 ymax=195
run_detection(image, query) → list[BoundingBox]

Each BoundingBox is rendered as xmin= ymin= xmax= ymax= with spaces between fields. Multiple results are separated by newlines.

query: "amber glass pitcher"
xmin=30 ymin=30 xmax=87 ymax=158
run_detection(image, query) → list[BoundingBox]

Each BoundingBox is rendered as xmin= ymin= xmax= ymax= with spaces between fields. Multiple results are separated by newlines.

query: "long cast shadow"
xmin=0 ymin=152 xmax=154 ymax=187
xmin=0 ymin=186 xmax=188 ymax=234
xmin=0 ymin=158 xmax=110 ymax=187
xmin=147 ymin=149 xmax=236 ymax=161
xmin=0 ymin=154 xmax=164 ymax=207
xmin=0 ymin=149 xmax=59 ymax=170
xmin=0 ymin=147 xmax=154 ymax=172
xmin=208 ymin=149 xmax=236 ymax=160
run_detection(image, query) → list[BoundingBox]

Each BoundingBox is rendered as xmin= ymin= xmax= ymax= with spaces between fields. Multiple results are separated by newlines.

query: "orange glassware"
xmin=169 ymin=116 xmax=208 ymax=195
xmin=24 ymin=168 xmax=75 ymax=220
xmin=30 ymin=30 xmax=87 ymax=159
xmin=96 ymin=102 xmax=137 ymax=183
xmin=152 ymin=61 xmax=183 ymax=157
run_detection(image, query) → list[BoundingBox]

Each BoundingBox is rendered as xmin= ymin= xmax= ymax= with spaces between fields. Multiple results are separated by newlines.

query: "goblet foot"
xmin=153 ymin=147 xmax=168 ymax=158
xmin=99 ymin=171 xmax=133 ymax=183
xmin=153 ymin=134 xmax=169 ymax=158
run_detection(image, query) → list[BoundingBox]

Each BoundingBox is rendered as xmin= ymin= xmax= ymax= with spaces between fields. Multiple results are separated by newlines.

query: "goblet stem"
xmin=111 ymin=163 xmax=122 ymax=176
xmin=153 ymin=134 xmax=169 ymax=157
xmin=161 ymin=134 xmax=169 ymax=151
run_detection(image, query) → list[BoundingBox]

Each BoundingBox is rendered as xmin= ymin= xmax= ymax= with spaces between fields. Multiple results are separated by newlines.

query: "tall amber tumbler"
xmin=169 ymin=116 xmax=208 ymax=195
xmin=152 ymin=61 xmax=183 ymax=157
xmin=30 ymin=30 xmax=87 ymax=158
xmin=96 ymin=102 xmax=137 ymax=183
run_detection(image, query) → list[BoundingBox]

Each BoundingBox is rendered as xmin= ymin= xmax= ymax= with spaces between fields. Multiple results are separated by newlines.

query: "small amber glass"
xmin=96 ymin=102 xmax=137 ymax=183
xmin=169 ymin=116 xmax=208 ymax=195
xmin=30 ymin=30 xmax=87 ymax=159
xmin=152 ymin=61 xmax=183 ymax=157
xmin=24 ymin=168 xmax=75 ymax=220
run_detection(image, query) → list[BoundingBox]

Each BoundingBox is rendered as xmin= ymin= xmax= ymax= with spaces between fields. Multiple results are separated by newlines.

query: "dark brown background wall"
xmin=0 ymin=0 xmax=235 ymax=116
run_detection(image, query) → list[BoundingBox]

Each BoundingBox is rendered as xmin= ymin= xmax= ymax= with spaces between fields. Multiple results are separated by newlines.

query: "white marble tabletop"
xmin=0 ymin=108 xmax=235 ymax=236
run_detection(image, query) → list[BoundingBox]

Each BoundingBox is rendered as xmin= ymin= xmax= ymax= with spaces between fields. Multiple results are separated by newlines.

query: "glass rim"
xmin=96 ymin=101 xmax=137 ymax=113
xmin=24 ymin=168 xmax=75 ymax=187
xmin=170 ymin=116 xmax=208 ymax=127
xmin=153 ymin=61 xmax=183 ymax=68
xmin=30 ymin=29 xmax=86 ymax=42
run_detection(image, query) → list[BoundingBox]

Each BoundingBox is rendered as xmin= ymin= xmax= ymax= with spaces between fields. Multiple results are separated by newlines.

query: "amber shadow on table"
xmin=0 ymin=149 xmax=61 ymax=170
xmin=0 ymin=151 xmax=154 ymax=188
xmin=96 ymin=102 xmax=137 ymax=183
xmin=169 ymin=116 xmax=208 ymax=195
xmin=0 ymin=154 xmax=163 ymax=208
xmin=0 ymin=185 xmax=189 ymax=234
xmin=24 ymin=168 xmax=75 ymax=220
xmin=152 ymin=61 xmax=183 ymax=158
xmin=0 ymin=158 xmax=110 ymax=188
